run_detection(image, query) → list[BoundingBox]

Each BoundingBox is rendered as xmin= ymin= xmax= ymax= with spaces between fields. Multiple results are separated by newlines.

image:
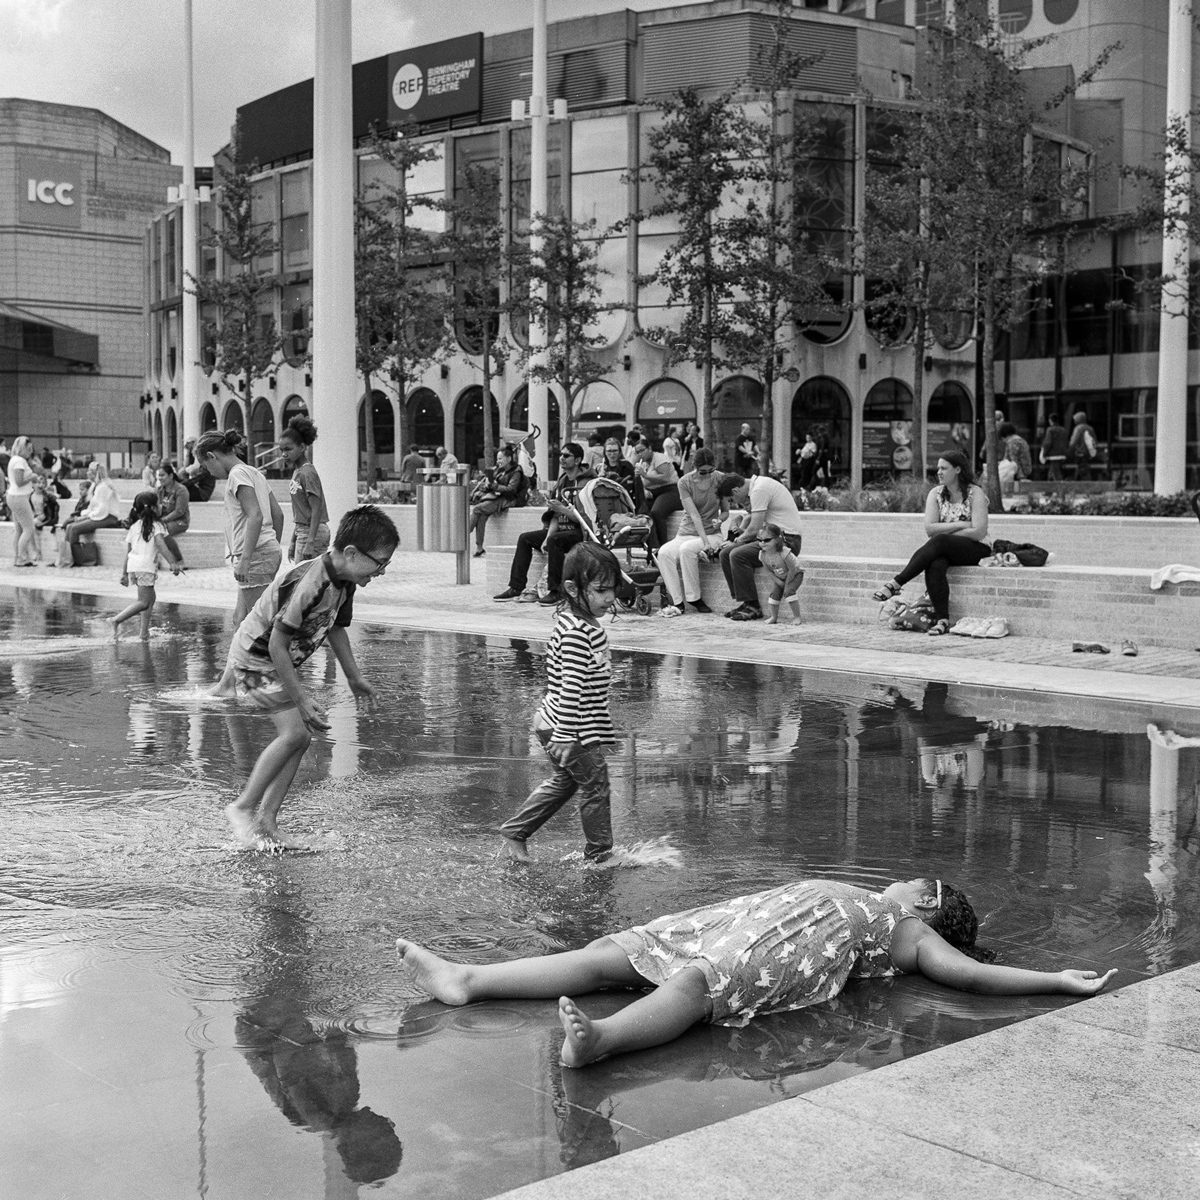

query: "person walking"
xmin=1068 ymin=411 xmax=1099 ymax=481
xmin=1040 ymin=412 xmax=1070 ymax=481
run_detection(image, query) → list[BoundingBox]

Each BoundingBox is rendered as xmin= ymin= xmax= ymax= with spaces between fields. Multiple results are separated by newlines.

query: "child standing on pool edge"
xmin=223 ymin=505 xmax=399 ymax=851
xmin=756 ymin=522 xmax=804 ymax=624
xmin=500 ymin=543 xmax=622 ymax=864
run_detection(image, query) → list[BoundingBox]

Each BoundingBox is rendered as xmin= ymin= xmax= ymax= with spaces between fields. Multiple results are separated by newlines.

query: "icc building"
xmin=137 ymin=0 xmax=1198 ymax=487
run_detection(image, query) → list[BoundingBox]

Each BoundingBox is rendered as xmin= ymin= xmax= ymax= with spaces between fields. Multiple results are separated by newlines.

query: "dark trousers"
xmin=719 ymin=533 xmax=802 ymax=609
xmin=65 ymin=515 xmax=122 ymax=542
xmin=508 ymin=525 xmax=584 ymax=593
xmin=499 ymin=728 xmax=613 ymax=861
xmin=644 ymin=485 xmax=681 ymax=550
xmin=894 ymin=533 xmax=990 ymax=619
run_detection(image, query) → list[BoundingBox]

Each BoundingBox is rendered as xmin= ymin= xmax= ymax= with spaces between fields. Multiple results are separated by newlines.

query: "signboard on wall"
xmin=17 ymin=156 xmax=81 ymax=229
xmin=387 ymin=34 xmax=483 ymax=124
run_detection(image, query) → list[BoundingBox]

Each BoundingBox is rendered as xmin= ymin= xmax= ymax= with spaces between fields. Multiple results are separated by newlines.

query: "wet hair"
xmin=333 ymin=503 xmax=399 ymax=555
xmin=928 ymin=881 xmax=995 ymax=963
xmin=692 ymin=447 xmax=716 ymax=470
xmin=717 ymin=473 xmax=746 ymax=498
xmin=560 ymin=542 xmax=621 ymax=618
xmin=283 ymin=414 xmax=318 ymax=446
xmin=195 ymin=429 xmax=243 ymax=459
xmin=128 ymin=489 xmax=161 ymax=542
xmin=936 ymin=449 xmax=974 ymax=498
xmin=998 ymin=421 xmax=1016 ymax=439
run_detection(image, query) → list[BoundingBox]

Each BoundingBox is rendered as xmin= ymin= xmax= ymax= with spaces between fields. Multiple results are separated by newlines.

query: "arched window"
xmin=862 ymin=378 xmax=914 ymax=478
xmin=281 ymin=394 xmax=308 ymax=427
xmin=200 ymin=402 xmax=218 ymax=433
xmin=865 ymin=280 xmax=914 ymax=348
xmin=222 ymin=400 xmax=245 ymax=435
xmin=927 ymin=381 xmax=974 ymax=465
xmin=710 ymin=375 xmax=763 ymax=471
xmin=508 ymin=384 xmax=562 ymax=473
xmin=453 ymin=386 xmax=500 ymax=469
xmin=634 ymin=378 xmax=694 ymax=448
xmin=575 ymin=379 xmax=628 ymax=445
xmin=791 ymin=377 xmax=851 ymax=486
xmin=406 ymin=387 xmax=444 ymax=454
xmin=165 ymin=409 xmax=178 ymax=463
xmin=250 ymin=398 xmax=276 ymax=472
xmin=358 ymin=390 xmax=396 ymax=472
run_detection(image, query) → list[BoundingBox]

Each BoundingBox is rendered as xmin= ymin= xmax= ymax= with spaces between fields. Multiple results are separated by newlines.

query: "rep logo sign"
xmin=387 ymin=33 xmax=482 ymax=124
xmin=18 ymin=157 xmax=82 ymax=228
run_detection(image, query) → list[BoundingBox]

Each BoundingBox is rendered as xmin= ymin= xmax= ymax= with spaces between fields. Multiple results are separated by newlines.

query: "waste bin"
xmin=416 ymin=468 xmax=471 ymax=580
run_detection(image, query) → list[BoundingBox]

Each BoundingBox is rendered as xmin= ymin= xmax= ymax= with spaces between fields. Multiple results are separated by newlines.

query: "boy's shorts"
xmin=237 ymin=543 xmax=283 ymax=589
xmin=233 ymin=667 xmax=295 ymax=713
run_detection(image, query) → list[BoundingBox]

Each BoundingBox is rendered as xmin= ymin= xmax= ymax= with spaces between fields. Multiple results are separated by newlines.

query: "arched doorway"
xmin=406 ymin=388 xmax=444 ymax=455
xmin=166 ymin=409 xmax=178 ymax=463
xmin=862 ymin=378 xmax=914 ymax=479
xmin=251 ymin=397 xmax=276 ymax=472
xmin=152 ymin=410 xmax=163 ymax=457
xmin=710 ymin=375 xmax=763 ymax=471
xmin=358 ymin=389 xmax=395 ymax=476
xmin=222 ymin=399 xmax=245 ymax=436
xmin=200 ymin=402 xmax=218 ymax=433
xmin=454 ymin=386 xmax=500 ymax=469
xmin=791 ymin=377 xmax=851 ymax=487
xmin=634 ymin=378 xmax=694 ymax=448
xmin=509 ymin=385 xmax=562 ymax=475
xmin=928 ymin=381 xmax=974 ymax=468
xmin=575 ymin=380 xmax=627 ymax=447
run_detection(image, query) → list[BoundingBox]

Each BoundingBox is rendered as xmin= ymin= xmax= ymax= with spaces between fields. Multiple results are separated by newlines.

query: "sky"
xmin=0 ymin=0 xmax=691 ymax=164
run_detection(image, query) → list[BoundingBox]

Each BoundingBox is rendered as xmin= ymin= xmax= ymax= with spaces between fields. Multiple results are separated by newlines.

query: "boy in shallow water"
xmin=224 ymin=505 xmax=398 ymax=851
xmin=397 ymin=877 xmax=1115 ymax=1067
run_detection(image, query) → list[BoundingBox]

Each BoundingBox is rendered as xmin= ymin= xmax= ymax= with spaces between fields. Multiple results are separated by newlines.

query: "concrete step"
xmin=36 ymin=527 xmax=230 ymax=569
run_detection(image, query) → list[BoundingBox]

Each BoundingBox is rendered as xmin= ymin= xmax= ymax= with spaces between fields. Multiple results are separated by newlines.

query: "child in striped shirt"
xmin=500 ymin=543 xmax=621 ymax=863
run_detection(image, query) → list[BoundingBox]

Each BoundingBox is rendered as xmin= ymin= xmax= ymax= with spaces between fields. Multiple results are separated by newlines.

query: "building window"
xmin=281 ymin=283 xmax=311 ymax=365
xmin=280 ymin=167 xmax=310 ymax=271
xmin=998 ymin=0 xmax=1033 ymax=34
xmin=1043 ymin=0 xmax=1078 ymax=25
xmin=222 ymin=399 xmax=245 ymax=435
xmin=791 ymin=377 xmax=851 ymax=483
xmin=250 ymin=176 xmax=278 ymax=275
xmin=862 ymin=378 xmax=915 ymax=477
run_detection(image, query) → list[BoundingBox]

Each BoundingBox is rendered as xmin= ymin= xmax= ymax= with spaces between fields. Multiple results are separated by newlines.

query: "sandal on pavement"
xmin=927 ymin=618 xmax=950 ymax=636
xmin=1072 ymin=641 xmax=1110 ymax=654
xmin=872 ymin=580 xmax=901 ymax=602
xmin=1121 ymin=640 xmax=1138 ymax=657
xmin=658 ymin=604 xmax=683 ymax=618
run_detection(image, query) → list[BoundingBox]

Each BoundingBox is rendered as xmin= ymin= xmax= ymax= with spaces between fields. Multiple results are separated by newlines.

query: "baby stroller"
xmin=571 ymin=476 xmax=661 ymax=615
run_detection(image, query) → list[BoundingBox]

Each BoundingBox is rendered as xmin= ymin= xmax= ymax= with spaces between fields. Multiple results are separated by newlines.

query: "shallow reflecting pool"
xmin=2 ymin=586 xmax=1199 ymax=1199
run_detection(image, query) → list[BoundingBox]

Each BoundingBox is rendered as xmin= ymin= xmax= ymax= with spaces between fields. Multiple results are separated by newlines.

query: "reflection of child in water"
xmin=397 ymin=876 xmax=1114 ymax=1068
xmin=237 ymin=997 xmax=403 ymax=1185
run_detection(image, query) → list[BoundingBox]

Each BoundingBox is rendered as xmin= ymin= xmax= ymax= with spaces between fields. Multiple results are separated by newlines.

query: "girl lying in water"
xmin=396 ymin=877 xmax=1116 ymax=1068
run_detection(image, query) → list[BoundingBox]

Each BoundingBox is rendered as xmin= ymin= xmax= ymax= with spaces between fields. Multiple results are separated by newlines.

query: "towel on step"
xmin=1149 ymin=564 xmax=1200 ymax=590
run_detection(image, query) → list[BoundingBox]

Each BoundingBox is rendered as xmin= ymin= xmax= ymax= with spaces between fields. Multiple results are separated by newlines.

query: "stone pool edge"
xmin=494 ymin=962 xmax=1200 ymax=1200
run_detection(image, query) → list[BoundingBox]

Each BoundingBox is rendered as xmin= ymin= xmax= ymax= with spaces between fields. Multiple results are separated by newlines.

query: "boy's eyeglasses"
xmin=357 ymin=547 xmax=391 ymax=574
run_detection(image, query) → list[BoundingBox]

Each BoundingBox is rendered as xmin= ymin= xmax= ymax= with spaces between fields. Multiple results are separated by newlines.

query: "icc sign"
xmin=18 ymin=156 xmax=82 ymax=228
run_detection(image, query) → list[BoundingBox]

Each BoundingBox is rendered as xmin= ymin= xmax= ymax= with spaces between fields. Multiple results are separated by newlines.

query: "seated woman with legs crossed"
xmin=873 ymin=449 xmax=990 ymax=636
xmin=656 ymin=448 xmax=726 ymax=617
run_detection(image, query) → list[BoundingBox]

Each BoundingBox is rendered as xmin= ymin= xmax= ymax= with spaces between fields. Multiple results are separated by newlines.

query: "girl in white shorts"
xmin=110 ymin=490 xmax=184 ymax=640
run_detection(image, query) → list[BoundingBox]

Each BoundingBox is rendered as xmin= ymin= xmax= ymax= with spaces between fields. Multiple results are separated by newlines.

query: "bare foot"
xmin=558 ymin=996 xmax=605 ymax=1068
xmin=765 ymin=616 xmax=777 ymax=625
xmin=107 ymin=618 xmax=120 ymax=640
xmin=225 ymin=801 xmax=260 ymax=848
xmin=501 ymin=837 xmax=531 ymax=862
xmin=395 ymin=938 xmax=473 ymax=1006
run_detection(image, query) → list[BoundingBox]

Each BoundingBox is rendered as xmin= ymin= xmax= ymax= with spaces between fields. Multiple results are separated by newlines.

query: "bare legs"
xmin=224 ymin=705 xmax=311 ymax=850
xmin=396 ymin=936 xmax=711 ymax=1067
xmin=110 ymin=584 xmax=157 ymax=640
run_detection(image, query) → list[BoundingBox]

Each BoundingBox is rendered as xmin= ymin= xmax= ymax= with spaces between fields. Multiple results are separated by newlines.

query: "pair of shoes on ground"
xmin=657 ymin=598 xmax=713 ymax=618
xmin=1072 ymin=640 xmax=1138 ymax=656
xmin=725 ymin=603 xmax=763 ymax=622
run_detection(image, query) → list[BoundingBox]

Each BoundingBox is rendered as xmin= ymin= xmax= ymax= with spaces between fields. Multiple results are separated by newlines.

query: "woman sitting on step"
xmin=872 ymin=450 xmax=990 ymax=636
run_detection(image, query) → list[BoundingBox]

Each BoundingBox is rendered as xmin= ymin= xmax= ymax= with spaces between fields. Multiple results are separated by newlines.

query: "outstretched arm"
xmin=897 ymin=923 xmax=1116 ymax=997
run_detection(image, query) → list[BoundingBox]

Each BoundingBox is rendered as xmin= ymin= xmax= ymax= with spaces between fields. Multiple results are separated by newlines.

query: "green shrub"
xmin=1024 ymin=490 xmax=1193 ymax=517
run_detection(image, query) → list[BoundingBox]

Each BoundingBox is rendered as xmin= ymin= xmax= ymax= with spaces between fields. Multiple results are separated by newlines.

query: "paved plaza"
xmin=4 ymin=548 xmax=1199 ymax=1198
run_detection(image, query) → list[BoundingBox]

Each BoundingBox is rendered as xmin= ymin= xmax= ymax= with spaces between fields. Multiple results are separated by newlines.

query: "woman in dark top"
xmin=469 ymin=445 xmax=525 ymax=557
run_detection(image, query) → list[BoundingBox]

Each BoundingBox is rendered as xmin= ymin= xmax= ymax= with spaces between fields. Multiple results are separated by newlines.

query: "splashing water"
xmin=563 ymin=836 xmax=684 ymax=870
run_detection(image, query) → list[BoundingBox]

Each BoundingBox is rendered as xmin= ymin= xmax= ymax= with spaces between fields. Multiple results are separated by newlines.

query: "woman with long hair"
xmin=58 ymin=460 xmax=123 ymax=566
xmin=6 ymin=435 xmax=40 ymax=567
xmin=872 ymin=450 xmax=990 ymax=636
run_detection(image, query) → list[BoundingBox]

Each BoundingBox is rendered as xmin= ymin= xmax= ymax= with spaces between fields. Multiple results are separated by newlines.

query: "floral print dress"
xmin=608 ymin=880 xmax=914 ymax=1026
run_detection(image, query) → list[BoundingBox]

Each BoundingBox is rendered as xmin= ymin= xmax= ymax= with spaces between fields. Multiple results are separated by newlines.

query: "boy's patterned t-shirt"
xmin=609 ymin=880 xmax=913 ymax=1026
xmin=228 ymin=553 xmax=355 ymax=672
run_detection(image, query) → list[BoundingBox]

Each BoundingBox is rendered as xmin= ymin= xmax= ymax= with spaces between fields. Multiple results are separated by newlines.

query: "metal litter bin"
xmin=416 ymin=466 xmax=471 ymax=582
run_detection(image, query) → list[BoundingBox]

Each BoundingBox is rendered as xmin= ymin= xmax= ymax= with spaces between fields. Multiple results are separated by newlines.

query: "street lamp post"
xmin=527 ymin=0 xmax=551 ymax=485
xmin=180 ymin=0 xmax=199 ymax=451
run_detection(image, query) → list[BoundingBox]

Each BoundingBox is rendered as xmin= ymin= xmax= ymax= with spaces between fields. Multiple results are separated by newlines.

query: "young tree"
xmin=635 ymin=86 xmax=750 ymax=459
xmin=190 ymin=136 xmax=282 ymax=438
xmin=870 ymin=12 xmax=1112 ymax=506
xmin=444 ymin=162 xmax=508 ymax=467
xmin=355 ymin=129 xmax=452 ymax=481
xmin=514 ymin=213 xmax=615 ymax=447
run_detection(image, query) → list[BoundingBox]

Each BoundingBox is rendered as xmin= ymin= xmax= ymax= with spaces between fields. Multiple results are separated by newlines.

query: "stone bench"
xmin=485 ymin=545 xmax=1198 ymax=649
xmin=36 ymin=527 xmax=229 ymax=569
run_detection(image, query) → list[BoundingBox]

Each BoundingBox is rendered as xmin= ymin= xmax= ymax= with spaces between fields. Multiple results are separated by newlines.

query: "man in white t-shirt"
xmin=715 ymin=473 xmax=803 ymax=620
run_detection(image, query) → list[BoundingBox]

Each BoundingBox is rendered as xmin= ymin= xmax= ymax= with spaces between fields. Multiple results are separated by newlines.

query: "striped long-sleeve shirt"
xmin=536 ymin=609 xmax=615 ymax=746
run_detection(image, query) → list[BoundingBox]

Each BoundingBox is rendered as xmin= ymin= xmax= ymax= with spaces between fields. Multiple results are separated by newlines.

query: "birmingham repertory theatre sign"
xmin=387 ymin=34 xmax=483 ymax=123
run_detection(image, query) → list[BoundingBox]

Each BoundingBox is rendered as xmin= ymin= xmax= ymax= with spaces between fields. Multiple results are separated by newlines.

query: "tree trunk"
xmin=363 ymin=371 xmax=377 ymax=486
xmin=701 ymin=283 xmax=714 ymax=462
xmin=759 ymin=360 xmax=774 ymax=477
xmin=481 ymin=321 xmax=495 ymax=468
xmin=911 ymin=303 xmax=927 ymax=481
xmin=981 ymin=287 xmax=1002 ymax=511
